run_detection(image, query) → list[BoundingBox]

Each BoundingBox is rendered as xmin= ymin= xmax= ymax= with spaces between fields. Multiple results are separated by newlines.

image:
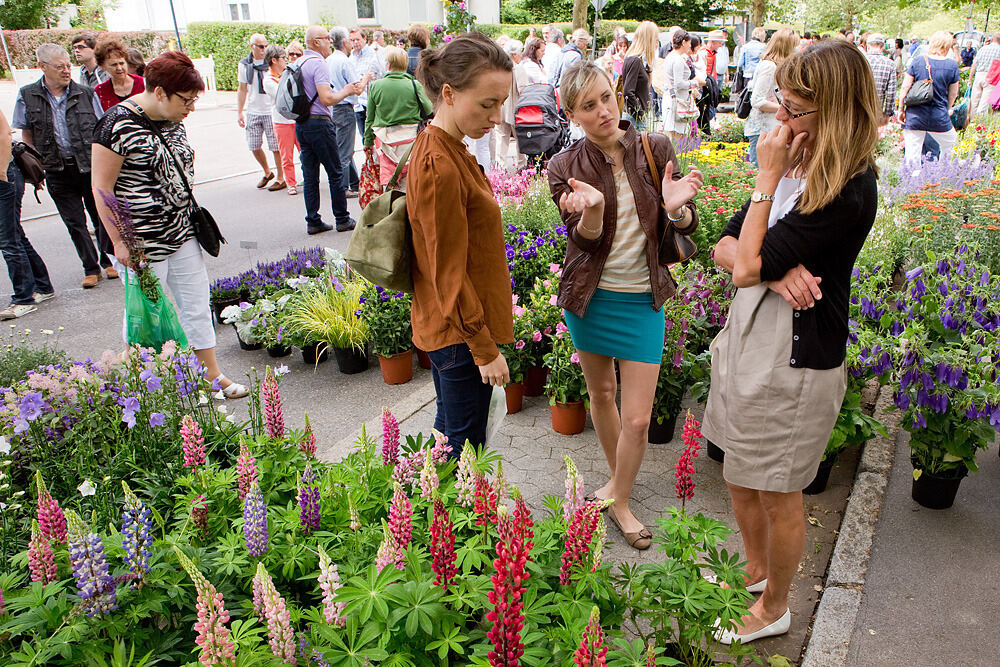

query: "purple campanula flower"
xmin=18 ymin=392 xmax=47 ymax=422
xmin=148 ymin=412 xmax=165 ymax=428
xmin=911 ymin=412 xmax=927 ymax=429
xmin=139 ymin=368 xmax=162 ymax=392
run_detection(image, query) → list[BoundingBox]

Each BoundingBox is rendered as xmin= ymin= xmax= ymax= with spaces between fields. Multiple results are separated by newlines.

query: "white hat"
xmin=706 ymin=30 xmax=727 ymax=43
xmin=867 ymin=33 xmax=886 ymax=45
xmin=571 ymin=29 xmax=592 ymax=42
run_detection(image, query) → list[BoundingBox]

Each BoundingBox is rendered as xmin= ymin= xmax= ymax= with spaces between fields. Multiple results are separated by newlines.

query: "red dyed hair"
xmin=143 ymin=51 xmax=205 ymax=96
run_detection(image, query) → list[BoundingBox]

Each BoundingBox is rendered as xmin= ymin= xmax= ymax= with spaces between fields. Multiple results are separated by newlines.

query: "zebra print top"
xmin=94 ymin=104 xmax=196 ymax=261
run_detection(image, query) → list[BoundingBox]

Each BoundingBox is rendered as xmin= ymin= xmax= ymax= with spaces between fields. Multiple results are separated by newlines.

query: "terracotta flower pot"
xmin=551 ymin=400 xmax=586 ymax=435
xmin=505 ymin=382 xmax=525 ymax=414
xmin=416 ymin=348 xmax=432 ymax=369
xmin=378 ymin=349 xmax=414 ymax=385
xmin=524 ymin=365 xmax=549 ymax=396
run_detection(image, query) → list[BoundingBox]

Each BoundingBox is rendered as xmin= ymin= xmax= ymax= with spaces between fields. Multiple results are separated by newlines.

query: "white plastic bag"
xmin=485 ymin=385 xmax=508 ymax=446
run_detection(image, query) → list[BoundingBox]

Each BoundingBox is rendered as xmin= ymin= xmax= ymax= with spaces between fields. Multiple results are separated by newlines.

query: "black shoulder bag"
xmin=411 ymin=80 xmax=433 ymax=134
xmin=125 ymin=101 xmax=227 ymax=256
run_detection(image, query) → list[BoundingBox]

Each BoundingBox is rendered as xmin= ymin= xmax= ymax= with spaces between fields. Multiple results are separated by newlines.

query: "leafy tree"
xmin=0 ymin=0 xmax=65 ymax=29
xmin=516 ymin=0 xmax=723 ymax=29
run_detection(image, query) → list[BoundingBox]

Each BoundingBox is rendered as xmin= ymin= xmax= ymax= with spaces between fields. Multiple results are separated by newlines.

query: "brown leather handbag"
xmin=640 ymin=132 xmax=697 ymax=265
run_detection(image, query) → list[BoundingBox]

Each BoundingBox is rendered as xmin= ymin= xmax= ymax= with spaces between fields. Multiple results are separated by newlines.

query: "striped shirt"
xmin=598 ymin=168 xmax=650 ymax=293
xmin=975 ymin=43 xmax=1000 ymax=72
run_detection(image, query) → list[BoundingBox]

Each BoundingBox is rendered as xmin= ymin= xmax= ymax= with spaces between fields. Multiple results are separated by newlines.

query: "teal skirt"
xmin=564 ymin=289 xmax=665 ymax=364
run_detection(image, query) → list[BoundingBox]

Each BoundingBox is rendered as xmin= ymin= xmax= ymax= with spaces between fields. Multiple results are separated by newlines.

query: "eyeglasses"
xmin=173 ymin=92 xmax=200 ymax=108
xmin=775 ymin=90 xmax=818 ymax=119
xmin=252 ymin=43 xmax=267 ymax=49
xmin=288 ymin=52 xmax=303 ymax=57
xmin=43 ymin=62 xmax=73 ymax=71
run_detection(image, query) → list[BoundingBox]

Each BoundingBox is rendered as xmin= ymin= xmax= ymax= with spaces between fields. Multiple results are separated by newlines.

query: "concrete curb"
xmin=801 ymin=387 xmax=899 ymax=667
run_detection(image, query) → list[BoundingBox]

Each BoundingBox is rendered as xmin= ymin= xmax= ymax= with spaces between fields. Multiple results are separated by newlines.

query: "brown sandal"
xmin=607 ymin=504 xmax=652 ymax=550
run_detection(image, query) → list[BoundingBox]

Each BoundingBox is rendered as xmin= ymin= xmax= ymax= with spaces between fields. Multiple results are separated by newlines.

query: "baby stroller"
xmin=514 ymin=83 xmax=569 ymax=170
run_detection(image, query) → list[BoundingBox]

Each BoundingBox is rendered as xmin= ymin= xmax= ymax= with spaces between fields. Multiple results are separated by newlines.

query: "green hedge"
xmin=0 ymin=29 xmax=172 ymax=76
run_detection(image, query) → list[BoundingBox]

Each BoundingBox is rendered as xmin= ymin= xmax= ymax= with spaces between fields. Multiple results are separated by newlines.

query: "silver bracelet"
xmin=666 ymin=207 xmax=686 ymax=223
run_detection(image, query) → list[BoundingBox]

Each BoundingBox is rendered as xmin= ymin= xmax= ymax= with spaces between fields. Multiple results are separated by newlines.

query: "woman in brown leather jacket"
xmin=547 ymin=61 xmax=703 ymax=550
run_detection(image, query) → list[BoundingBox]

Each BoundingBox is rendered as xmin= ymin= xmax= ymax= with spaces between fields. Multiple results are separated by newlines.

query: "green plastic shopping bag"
xmin=123 ymin=269 xmax=188 ymax=351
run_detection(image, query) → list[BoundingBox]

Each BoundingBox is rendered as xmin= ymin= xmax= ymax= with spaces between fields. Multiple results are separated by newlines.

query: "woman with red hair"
xmin=93 ymin=38 xmax=145 ymax=111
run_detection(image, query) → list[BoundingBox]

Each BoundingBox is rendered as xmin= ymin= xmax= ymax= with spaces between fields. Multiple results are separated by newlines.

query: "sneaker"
xmin=33 ymin=292 xmax=56 ymax=304
xmin=81 ymin=274 xmax=101 ymax=288
xmin=336 ymin=218 xmax=357 ymax=232
xmin=0 ymin=303 xmax=38 ymax=320
xmin=104 ymin=267 xmax=119 ymax=279
xmin=307 ymin=222 xmax=334 ymax=235
xmin=345 ymin=189 xmax=359 ymax=198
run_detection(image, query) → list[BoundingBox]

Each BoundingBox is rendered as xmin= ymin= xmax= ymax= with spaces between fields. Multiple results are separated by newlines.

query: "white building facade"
xmin=104 ymin=0 xmax=499 ymax=32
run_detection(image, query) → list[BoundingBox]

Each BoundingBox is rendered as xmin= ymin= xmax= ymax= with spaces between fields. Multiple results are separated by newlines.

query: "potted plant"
xmin=210 ymin=277 xmax=243 ymax=324
xmin=499 ymin=294 xmax=536 ymax=414
xmin=522 ymin=267 xmax=563 ymax=396
xmin=361 ymin=283 xmax=414 ymax=385
xmin=221 ymin=302 xmax=262 ymax=351
xmin=284 ymin=273 xmax=371 ymax=374
xmin=543 ymin=324 xmax=588 ymax=435
xmin=649 ymin=298 xmax=695 ymax=444
xmin=249 ymin=294 xmax=295 ymax=358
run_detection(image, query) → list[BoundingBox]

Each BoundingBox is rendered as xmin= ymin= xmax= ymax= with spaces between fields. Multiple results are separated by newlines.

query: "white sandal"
xmin=215 ymin=375 xmax=249 ymax=399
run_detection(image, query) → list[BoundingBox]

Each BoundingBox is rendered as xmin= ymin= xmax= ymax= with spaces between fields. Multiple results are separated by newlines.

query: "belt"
xmin=306 ymin=114 xmax=332 ymax=121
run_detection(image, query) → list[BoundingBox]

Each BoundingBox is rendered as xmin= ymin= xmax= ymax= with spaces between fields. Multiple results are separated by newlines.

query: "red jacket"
xmin=95 ymin=75 xmax=145 ymax=111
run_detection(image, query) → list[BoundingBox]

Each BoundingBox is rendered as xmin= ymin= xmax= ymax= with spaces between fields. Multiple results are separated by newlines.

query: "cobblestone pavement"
xmin=325 ymin=377 xmax=863 ymax=665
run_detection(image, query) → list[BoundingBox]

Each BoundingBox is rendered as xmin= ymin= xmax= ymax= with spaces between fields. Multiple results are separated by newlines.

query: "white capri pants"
xmin=120 ymin=238 xmax=216 ymax=350
xmin=902 ymin=127 xmax=957 ymax=163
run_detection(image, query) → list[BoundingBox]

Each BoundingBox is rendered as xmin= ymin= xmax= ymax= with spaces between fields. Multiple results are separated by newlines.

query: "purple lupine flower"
xmin=243 ymin=482 xmax=269 ymax=558
xmin=297 ymin=464 xmax=321 ymax=535
xmin=121 ymin=482 xmax=153 ymax=579
xmin=66 ymin=510 xmax=118 ymax=616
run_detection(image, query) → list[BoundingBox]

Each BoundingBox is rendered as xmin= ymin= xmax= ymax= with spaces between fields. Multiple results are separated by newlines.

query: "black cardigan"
xmin=621 ymin=56 xmax=650 ymax=117
xmin=721 ymin=167 xmax=878 ymax=370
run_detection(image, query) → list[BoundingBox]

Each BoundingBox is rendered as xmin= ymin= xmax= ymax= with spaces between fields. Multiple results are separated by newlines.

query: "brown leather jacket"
xmin=547 ymin=122 xmax=698 ymax=318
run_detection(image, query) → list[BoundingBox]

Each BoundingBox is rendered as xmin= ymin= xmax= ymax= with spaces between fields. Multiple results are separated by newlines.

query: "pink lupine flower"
xmin=381 ymin=408 xmax=400 ymax=465
xmin=455 ymin=444 xmax=477 ymax=506
xmin=574 ymin=606 xmax=608 ymax=666
xmin=35 ymin=471 xmax=67 ymax=544
xmin=563 ymin=456 xmax=585 ymax=524
xmin=254 ymin=564 xmax=297 ymax=664
xmin=430 ymin=430 xmax=451 ymax=464
xmin=419 ymin=449 xmax=439 ymax=501
xmin=387 ymin=483 xmax=413 ymax=565
xmin=559 ymin=501 xmax=606 ymax=585
xmin=374 ymin=519 xmax=401 ymax=572
xmin=236 ymin=442 xmax=258 ymax=502
xmin=180 ymin=415 xmax=206 ymax=468
xmin=262 ymin=366 xmax=285 ymax=440
xmin=299 ymin=413 xmax=317 ymax=457
xmin=317 ymin=546 xmax=346 ymax=626
xmin=675 ymin=411 xmax=702 ymax=511
xmin=28 ymin=519 xmax=58 ymax=584
xmin=174 ymin=547 xmax=236 ymax=666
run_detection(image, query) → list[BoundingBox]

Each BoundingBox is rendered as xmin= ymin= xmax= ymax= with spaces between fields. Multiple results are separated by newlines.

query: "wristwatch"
xmin=751 ymin=191 xmax=776 ymax=204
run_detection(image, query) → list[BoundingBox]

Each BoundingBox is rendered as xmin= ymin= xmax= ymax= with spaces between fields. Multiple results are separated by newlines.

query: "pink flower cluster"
xmin=560 ymin=501 xmax=604 ymax=585
xmin=574 ymin=606 xmax=608 ymax=667
xmin=28 ymin=519 xmax=58 ymax=584
xmin=455 ymin=445 xmax=477 ymax=506
xmin=174 ymin=546 xmax=236 ymax=666
xmin=236 ymin=442 xmax=258 ymax=502
xmin=317 ymin=546 xmax=346 ymax=626
xmin=418 ymin=449 xmax=439 ymax=500
xmin=376 ymin=483 xmax=412 ymax=571
xmin=675 ymin=411 xmax=702 ymax=510
xmin=473 ymin=474 xmax=500 ymax=527
xmin=299 ymin=413 xmax=317 ymax=457
xmin=190 ymin=494 xmax=209 ymax=537
xmin=253 ymin=563 xmax=296 ymax=664
xmin=263 ymin=367 xmax=285 ymax=440
xmin=381 ymin=408 xmax=400 ymax=465
xmin=180 ymin=415 xmax=206 ymax=468
xmin=35 ymin=471 xmax=67 ymax=544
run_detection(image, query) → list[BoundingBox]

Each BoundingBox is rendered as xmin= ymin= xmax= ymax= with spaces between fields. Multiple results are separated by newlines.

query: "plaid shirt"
xmin=975 ymin=43 xmax=1000 ymax=72
xmin=866 ymin=52 xmax=897 ymax=115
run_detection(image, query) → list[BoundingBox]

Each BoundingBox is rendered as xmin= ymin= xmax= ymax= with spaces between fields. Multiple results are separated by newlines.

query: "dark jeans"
xmin=355 ymin=108 xmax=366 ymax=137
xmin=295 ymin=116 xmax=350 ymax=228
xmin=45 ymin=161 xmax=112 ymax=274
xmin=1 ymin=163 xmax=53 ymax=304
xmin=332 ymin=104 xmax=359 ymax=192
xmin=428 ymin=343 xmax=493 ymax=457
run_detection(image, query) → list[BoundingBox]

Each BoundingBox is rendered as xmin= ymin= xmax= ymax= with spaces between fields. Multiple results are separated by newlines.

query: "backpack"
xmin=12 ymin=141 xmax=45 ymax=203
xmin=275 ymin=54 xmax=319 ymax=122
xmin=514 ymin=83 xmax=567 ymax=159
xmin=345 ymin=144 xmax=414 ymax=293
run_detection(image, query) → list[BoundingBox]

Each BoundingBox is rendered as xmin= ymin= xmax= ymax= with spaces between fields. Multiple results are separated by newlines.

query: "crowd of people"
xmin=1 ymin=20 xmax=997 ymax=645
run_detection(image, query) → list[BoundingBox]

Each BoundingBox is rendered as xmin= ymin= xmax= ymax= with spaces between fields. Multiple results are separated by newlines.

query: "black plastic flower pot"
xmin=647 ymin=413 xmax=677 ymax=444
xmin=911 ymin=465 xmax=967 ymax=510
xmin=212 ymin=297 xmax=240 ymax=325
xmin=235 ymin=330 xmax=262 ymax=351
xmin=267 ymin=344 xmax=292 ymax=358
xmin=301 ymin=342 xmax=329 ymax=365
xmin=803 ymin=453 xmax=838 ymax=495
xmin=333 ymin=345 xmax=369 ymax=375
xmin=706 ymin=439 xmax=725 ymax=463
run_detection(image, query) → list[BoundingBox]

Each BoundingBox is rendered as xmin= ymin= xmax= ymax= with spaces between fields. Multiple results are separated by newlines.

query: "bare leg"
xmin=604 ymin=358 xmax=659 ymax=533
xmin=576 ymin=349 xmax=620 ymax=490
xmin=194 ymin=347 xmax=236 ymax=390
xmin=251 ymin=149 xmax=270 ymax=175
xmin=726 ymin=481 xmax=770 ymax=586
xmin=272 ymin=151 xmax=285 ymax=184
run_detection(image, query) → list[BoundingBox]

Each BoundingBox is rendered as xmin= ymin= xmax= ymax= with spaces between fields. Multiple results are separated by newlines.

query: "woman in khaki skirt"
xmin=704 ymin=40 xmax=880 ymax=644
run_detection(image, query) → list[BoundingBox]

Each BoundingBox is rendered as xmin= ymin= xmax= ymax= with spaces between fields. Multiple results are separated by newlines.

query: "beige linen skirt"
xmin=702 ymin=283 xmax=846 ymax=492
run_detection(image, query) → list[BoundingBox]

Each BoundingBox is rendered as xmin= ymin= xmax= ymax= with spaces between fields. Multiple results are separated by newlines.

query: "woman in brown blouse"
xmin=407 ymin=33 xmax=515 ymax=456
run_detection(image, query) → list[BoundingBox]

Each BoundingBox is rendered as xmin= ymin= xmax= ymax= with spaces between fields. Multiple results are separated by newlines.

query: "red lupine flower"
xmin=262 ymin=367 xmax=285 ymax=440
xmin=180 ymin=415 xmax=206 ymax=469
xmin=675 ymin=411 xmax=702 ymax=511
xmin=574 ymin=606 xmax=608 ymax=667
xmin=486 ymin=501 xmax=534 ymax=667
xmin=560 ymin=501 xmax=604 ymax=585
xmin=429 ymin=497 xmax=458 ymax=592
xmin=473 ymin=474 xmax=500 ymax=527
xmin=35 ymin=471 xmax=67 ymax=544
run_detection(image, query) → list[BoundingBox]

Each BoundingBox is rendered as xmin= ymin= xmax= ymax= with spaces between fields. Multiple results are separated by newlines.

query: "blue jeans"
xmin=295 ymin=117 xmax=350 ymax=228
xmin=428 ymin=343 xmax=493 ymax=457
xmin=1 ymin=163 xmax=53 ymax=305
xmin=332 ymin=104 xmax=359 ymax=192
xmin=747 ymin=134 xmax=759 ymax=166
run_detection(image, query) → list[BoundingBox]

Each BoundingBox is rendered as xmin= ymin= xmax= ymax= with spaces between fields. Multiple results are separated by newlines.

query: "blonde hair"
xmin=775 ymin=41 xmax=879 ymax=214
xmin=626 ymin=21 xmax=660 ymax=65
xmin=763 ymin=28 xmax=799 ymax=65
xmin=383 ymin=46 xmax=407 ymax=71
xmin=559 ymin=60 xmax=615 ymax=114
xmin=928 ymin=31 xmax=954 ymax=56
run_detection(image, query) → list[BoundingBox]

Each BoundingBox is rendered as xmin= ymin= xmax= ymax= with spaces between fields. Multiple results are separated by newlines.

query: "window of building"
xmin=356 ymin=0 xmax=376 ymax=21
xmin=229 ymin=3 xmax=250 ymax=21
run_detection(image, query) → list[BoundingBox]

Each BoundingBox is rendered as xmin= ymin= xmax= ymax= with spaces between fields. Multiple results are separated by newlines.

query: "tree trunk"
xmin=751 ymin=0 xmax=767 ymax=28
xmin=573 ymin=0 xmax=589 ymax=31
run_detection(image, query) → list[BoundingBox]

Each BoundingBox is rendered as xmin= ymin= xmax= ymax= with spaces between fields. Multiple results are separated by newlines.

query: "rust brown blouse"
xmin=406 ymin=125 xmax=513 ymax=365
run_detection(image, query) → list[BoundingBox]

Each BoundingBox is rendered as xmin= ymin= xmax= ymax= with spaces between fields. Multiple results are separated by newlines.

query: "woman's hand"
xmin=767 ymin=264 xmax=823 ymax=310
xmin=558 ymin=178 xmax=604 ymax=214
xmin=113 ymin=242 xmax=132 ymax=269
xmin=896 ymin=107 xmax=906 ymax=124
xmin=756 ymin=125 xmax=809 ymax=188
xmin=479 ymin=352 xmax=511 ymax=387
xmin=661 ymin=160 xmax=703 ymax=214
